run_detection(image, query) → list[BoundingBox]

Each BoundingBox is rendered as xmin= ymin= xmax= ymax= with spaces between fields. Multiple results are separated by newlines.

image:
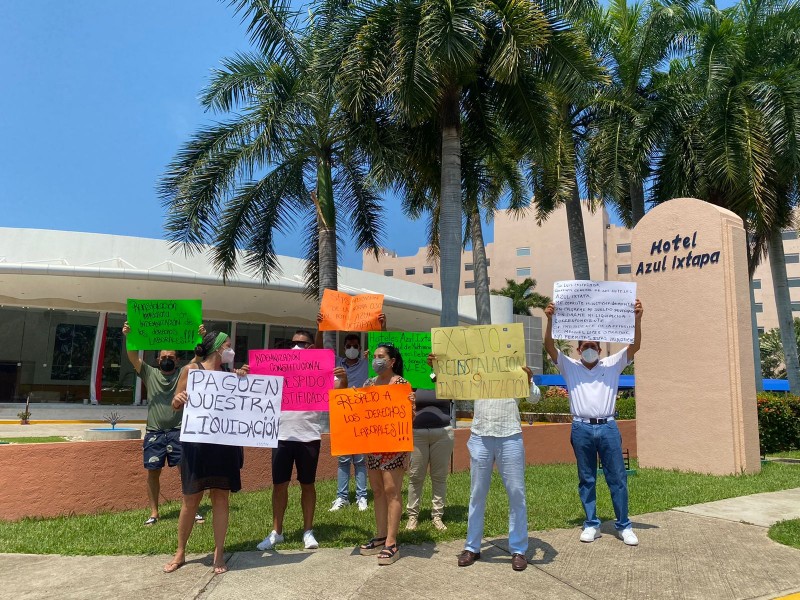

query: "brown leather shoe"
xmin=511 ymin=553 xmax=528 ymax=571
xmin=458 ymin=550 xmax=480 ymax=567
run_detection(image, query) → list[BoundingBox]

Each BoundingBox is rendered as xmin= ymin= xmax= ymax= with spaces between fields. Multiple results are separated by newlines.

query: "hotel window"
xmin=465 ymin=281 xmax=476 ymax=289
xmin=464 ymin=263 xmax=474 ymax=271
xmin=423 ymin=283 xmax=433 ymax=288
xmin=755 ymin=303 xmax=764 ymax=313
xmin=516 ymin=267 xmax=531 ymax=277
xmin=423 ymin=265 xmax=433 ymax=274
xmin=758 ymin=327 xmax=765 ymax=335
xmin=752 ymin=279 xmax=761 ymax=289
xmin=789 ymin=278 xmax=800 ymax=288
xmin=616 ymin=243 xmax=631 ymax=253
xmin=793 ymin=302 xmax=800 ymax=312
xmin=786 ymin=253 xmax=800 ymax=264
xmin=617 ymin=264 xmax=632 ymax=274
xmin=516 ymin=247 xmax=531 ymax=256
xmin=384 ymin=269 xmax=393 ymax=276
xmin=405 ymin=267 xmax=416 ymax=275
xmin=782 ymin=230 xmax=798 ymax=240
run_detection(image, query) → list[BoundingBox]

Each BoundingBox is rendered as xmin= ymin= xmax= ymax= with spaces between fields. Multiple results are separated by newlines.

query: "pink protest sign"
xmin=248 ymin=349 xmax=335 ymax=412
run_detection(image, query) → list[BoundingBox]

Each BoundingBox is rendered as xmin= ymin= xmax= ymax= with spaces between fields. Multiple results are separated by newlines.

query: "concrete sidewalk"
xmin=3 ymin=489 xmax=800 ymax=600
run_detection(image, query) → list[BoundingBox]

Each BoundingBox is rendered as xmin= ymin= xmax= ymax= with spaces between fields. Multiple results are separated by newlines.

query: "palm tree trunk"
xmin=768 ymin=229 xmax=800 ymax=393
xmin=630 ymin=179 xmax=645 ymax=225
xmin=750 ymin=282 xmax=764 ymax=392
xmin=566 ymin=176 xmax=590 ymax=279
xmin=317 ymin=154 xmax=338 ymax=351
xmin=439 ymin=92 xmax=462 ymax=327
xmin=470 ymin=204 xmax=491 ymax=325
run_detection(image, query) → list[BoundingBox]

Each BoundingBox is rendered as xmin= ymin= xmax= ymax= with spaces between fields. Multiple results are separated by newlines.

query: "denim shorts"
xmin=143 ymin=429 xmax=182 ymax=470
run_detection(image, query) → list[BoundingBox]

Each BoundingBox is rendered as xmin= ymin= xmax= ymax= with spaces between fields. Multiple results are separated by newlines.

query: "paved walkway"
xmin=3 ymin=488 xmax=800 ymax=600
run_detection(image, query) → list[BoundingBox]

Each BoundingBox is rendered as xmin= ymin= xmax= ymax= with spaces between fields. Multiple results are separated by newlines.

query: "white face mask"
xmin=345 ymin=347 xmax=360 ymax=360
xmin=292 ymin=345 xmax=304 ymax=350
xmin=221 ymin=348 xmax=235 ymax=366
xmin=581 ymin=348 xmax=599 ymax=364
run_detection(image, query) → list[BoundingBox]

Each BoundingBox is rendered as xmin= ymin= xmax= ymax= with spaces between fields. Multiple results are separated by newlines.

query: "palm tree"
xmin=650 ymin=0 xmax=800 ymax=392
xmin=584 ymin=0 xmax=688 ymax=226
xmin=159 ymin=0 xmax=387 ymax=349
xmin=531 ymin=0 xmax=610 ymax=281
xmin=491 ymin=278 xmax=551 ymax=316
xmin=333 ymin=0 xmax=599 ymax=326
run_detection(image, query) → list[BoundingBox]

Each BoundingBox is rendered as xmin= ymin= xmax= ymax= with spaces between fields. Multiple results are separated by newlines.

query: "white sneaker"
xmin=357 ymin=498 xmax=368 ymax=511
xmin=618 ymin=527 xmax=639 ymax=546
xmin=303 ymin=529 xmax=319 ymax=549
xmin=580 ymin=527 xmax=601 ymax=543
xmin=256 ymin=530 xmax=284 ymax=551
xmin=329 ymin=497 xmax=349 ymax=512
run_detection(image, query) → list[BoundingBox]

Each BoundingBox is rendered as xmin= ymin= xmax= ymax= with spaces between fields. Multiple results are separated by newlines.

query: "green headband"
xmin=211 ymin=332 xmax=228 ymax=353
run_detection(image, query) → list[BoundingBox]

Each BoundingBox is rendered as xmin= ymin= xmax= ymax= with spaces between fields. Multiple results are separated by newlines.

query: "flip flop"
xmin=144 ymin=517 xmax=158 ymax=526
xmin=163 ymin=560 xmax=185 ymax=574
xmin=213 ymin=564 xmax=228 ymax=575
xmin=194 ymin=513 xmax=205 ymax=524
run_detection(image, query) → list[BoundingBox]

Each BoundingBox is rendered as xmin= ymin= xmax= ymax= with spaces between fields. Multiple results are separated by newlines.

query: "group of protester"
xmin=123 ymin=297 xmax=643 ymax=574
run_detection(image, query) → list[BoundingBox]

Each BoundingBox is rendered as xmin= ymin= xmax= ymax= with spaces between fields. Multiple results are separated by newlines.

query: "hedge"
xmin=757 ymin=393 xmax=800 ymax=454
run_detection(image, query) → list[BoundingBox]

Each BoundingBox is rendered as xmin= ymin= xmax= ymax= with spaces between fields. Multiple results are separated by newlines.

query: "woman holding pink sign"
xmin=164 ymin=330 xmax=247 ymax=575
xmin=359 ymin=342 xmax=415 ymax=565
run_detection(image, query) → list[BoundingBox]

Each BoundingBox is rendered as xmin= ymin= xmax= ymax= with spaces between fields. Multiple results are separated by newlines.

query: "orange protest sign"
xmin=318 ymin=289 xmax=384 ymax=331
xmin=328 ymin=383 xmax=413 ymax=456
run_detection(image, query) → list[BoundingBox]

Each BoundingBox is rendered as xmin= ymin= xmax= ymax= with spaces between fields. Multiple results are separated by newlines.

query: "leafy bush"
xmin=615 ymin=396 xmax=636 ymax=420
xmin=757 ymin=393 xmax=800 ymax=454
xmin=529 ymin=386 xmax=570 ymax=414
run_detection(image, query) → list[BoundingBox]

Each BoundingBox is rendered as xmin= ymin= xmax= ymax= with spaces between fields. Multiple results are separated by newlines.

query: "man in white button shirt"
xmin=544 ymin=299 xmax=643 ymax=546
xmin=429 ymin=354 xmax=537 ymax=571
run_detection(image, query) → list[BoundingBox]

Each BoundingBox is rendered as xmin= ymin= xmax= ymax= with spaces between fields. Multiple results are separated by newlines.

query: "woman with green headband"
xmin=164 ymin=330 xmax=246 ymax=575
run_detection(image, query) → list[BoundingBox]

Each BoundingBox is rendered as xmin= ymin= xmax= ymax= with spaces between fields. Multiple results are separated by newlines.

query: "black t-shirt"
xmin=413 ymin=389 xmax=451 ymax=428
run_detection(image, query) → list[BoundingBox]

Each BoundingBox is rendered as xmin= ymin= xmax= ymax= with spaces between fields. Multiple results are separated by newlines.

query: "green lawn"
xmin=769 ymin=519 xmax=800 ymax=550
xmin=768 ymin=450 xmax=800 ymax=460
xmin=0 ymin=436 xmax=69 ymax=444
xmin=1 ymin=460 xmax=799 ymax=555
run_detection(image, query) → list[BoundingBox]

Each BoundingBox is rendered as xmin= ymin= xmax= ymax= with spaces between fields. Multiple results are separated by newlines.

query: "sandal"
xmin=194 ymin=513 xmax=205 ymax=524
xmin=163 ymin=560 xmax=185 ymax=574
xmin=144 ymin=517 xmax=158 ymax=526
xmin=359 ymin=536 xmax=387 ymax=556
xmin=213 ymin=564 xmax=228 ymax=575
xmin=377 ymin=543 xmax=400 ymax=565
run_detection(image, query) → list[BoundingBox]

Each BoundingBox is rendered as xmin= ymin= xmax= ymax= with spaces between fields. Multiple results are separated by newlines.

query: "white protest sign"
xmin=180 ymin=369 xmax=283 ymax=448
xmin=552 ymin=280 xmax=637 ymax=343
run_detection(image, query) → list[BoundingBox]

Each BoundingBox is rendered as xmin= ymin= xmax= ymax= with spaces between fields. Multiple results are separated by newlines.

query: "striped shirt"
xmin=470 ymin=398 xmax=521 ymax=438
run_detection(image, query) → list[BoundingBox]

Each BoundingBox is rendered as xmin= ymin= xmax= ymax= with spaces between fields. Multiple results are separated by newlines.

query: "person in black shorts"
xmin=164 ymin=331 xmax=247 ymax=575
xmin=257 ymin=329 xmax=348 ymax=551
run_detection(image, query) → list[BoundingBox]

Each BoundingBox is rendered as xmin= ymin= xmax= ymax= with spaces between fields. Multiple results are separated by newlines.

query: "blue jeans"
xmin=570 ymin=420 xmax=630 ymax=530
xmin=465 ymin=433 xmax=528 ymax=555
xmin=336 ymin=454 xmax=367 ymax=501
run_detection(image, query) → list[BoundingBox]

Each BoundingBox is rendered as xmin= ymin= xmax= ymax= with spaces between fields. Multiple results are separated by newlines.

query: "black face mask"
xmin=159 ymin=358 xmax=176 ymax=373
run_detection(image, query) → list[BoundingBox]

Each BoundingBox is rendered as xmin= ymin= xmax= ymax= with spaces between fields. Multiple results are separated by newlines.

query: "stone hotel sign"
xmin=631 ymin=197 xmax=761 ymax=475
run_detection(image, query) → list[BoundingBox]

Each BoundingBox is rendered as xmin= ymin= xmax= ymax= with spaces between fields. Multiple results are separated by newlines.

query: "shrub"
xmin=757 ymin=393 xmax=800 ymax=454
xmin=532 ymin=387 xmax=570 ymax=414
xmin=615 ymin=396 xmax=636 ymax=420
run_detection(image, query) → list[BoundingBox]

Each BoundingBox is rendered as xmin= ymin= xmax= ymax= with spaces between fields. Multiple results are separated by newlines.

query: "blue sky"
xmin=0 ymin=1 xmax=665 ymax=271
xmin=0 ymin=1 xmax=437 ymax=269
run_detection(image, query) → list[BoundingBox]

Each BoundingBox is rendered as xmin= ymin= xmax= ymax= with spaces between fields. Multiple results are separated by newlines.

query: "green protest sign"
xmin=126 ymin=299 xmax=203 ymax=350
xmin=367 ymin=331 xmax=434 ymax=390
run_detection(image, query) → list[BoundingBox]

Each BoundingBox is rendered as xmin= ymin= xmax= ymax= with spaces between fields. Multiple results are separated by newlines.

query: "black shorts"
xmin=271 ymin=440 xmax=321 ymax=485
xmin=143 ymin=429 xmax=182 ymax=470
